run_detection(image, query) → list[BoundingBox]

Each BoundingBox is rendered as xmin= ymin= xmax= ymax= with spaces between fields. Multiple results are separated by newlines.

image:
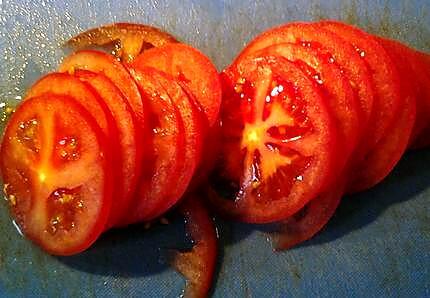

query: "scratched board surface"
xmin=0 ymin=0 xmax=429 ymax=297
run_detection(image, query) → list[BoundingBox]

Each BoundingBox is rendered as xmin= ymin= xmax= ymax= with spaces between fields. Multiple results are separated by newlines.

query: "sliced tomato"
xmin=378 ymin=39 xmax=430 ymax=149
xmin=252 ymin=42 xmax=360 ymax=174
xmin=348 ymin=51 xmax=417 ymax=192
xmin=319 ymin=21 xmax=402 ymax=151
xmin=0 ymin=95 xmax=113 ymax=255
xmin=234 ymin=22 xmax=374 ymax=152
xmin=170 ymin=196 xmax=217 ymax=298
xmin=134 ymin=67 xmax=203 ymax=221
xmin=208 ymin=56 xmax=337 ymax=223
xmin=271 ymin=180 xmax=345 ymax=251
xmin=74 ymin=70 xmax=143 ymax=227
xmin=59 ymin=50 xmax=146 ymax=134
xmin=66 ymin=23 xmax=178 ymax=63
xmin=119 ymin=67 xmax=185 ymax=225
xmin=132 ymin=43 xmax=222 ymax=126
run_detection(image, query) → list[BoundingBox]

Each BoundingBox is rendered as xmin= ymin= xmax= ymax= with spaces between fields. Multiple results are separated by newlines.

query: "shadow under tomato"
xmin=291 ymin=148 xmax=430 ymax=249
xmin=57 ymin=213 xmax=192 ymax=278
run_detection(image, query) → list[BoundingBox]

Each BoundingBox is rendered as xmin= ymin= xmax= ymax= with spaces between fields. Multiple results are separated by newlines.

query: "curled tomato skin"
xmin=170 ymin=196 xmax=217 ymax=298
xmin=208 ymin=55 xmax=338 ymax=223
xmin=66 ymin=22 xmax=178 ymax=63
xmin=0 ymin=95 xmax=113 ymax=256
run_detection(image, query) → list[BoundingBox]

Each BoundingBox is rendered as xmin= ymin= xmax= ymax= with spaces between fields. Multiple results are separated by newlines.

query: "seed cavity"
xmin=56 ymin=136 xmax=79 ymax=161
xmin=17 ymin=118 xmax=40 ymax=152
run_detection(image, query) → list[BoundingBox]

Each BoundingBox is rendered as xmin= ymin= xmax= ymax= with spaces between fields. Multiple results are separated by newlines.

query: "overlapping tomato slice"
xmin=253 ymin=42 xmax=359 ymax=175
xmin=0 ymin=95 xmax=113 ymax=255
xmin=132 ymin=43 xmax=222 ymax=127
xmin=209 ymin=56 xmax=337 ymax=223
xmin=74 ymin=70 xmax=143 ymax=227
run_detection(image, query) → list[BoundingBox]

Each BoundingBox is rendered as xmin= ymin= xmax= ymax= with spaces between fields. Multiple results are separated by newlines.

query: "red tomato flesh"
xmin=120 ymin=67 xmax=185 ymax=224
xmin=0 ymin=95 xmax=113 ymax=255
xmin=132 ymin=43 xmax=222 ymax=126
xmin=209 ymin=56 xmax=337 ymax=223
xmin=235 ymin=22 xmax=374 ymax=149
xmin=253 ymin=42 xmax=360 ymax=174
xmin=74 ymin=70 xmax=143 ymax=227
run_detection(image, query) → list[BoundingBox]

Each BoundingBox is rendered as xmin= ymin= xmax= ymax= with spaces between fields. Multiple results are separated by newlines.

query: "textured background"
xmin=0 ymin=0 xmax=429 ymax=297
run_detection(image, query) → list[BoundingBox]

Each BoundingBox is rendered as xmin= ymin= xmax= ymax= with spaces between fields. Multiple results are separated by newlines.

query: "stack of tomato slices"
xmin=209 ymin=20 xmax=429 ymax=250
xmin=0 ymin=24 xmax=221 ymax=258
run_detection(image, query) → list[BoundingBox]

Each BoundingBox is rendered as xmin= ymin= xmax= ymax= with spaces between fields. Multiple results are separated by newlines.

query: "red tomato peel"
xmin=169 ymin=196 xmax=217 ymax=298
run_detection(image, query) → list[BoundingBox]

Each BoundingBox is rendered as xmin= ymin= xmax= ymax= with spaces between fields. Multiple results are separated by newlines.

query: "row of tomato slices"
xmin=1 ymin=21 xmax=430 ymax=297
xmin=211 ymin=21 xmax=430 ymax=250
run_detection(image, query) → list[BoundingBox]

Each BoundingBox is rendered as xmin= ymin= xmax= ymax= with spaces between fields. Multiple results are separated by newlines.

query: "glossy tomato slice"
xmin=74 ymin=70 xmax=143 ymax=227
xmin=66 ymin=23 xmax=178 ymax=63
xmin=319 ymin=21 xmax=402 ymax=151
xmin=271 ymin=180 xmax=345 ymax=251
xmin=134 ymin=67 xmax=203 ymax=221
xmin=0 ymin=95 xmax=113 ymax=255
xmin=119 ymin=67 xmax=185 ymax=225
xmin=348 ymin=50 xmax=417 ymax=193
xmin=235 ymin=22 xmax=374 ymax=150
xmin=59 ymin=50 xmax=146 ymax=134
xmin=132 ymin=43 xmax=222 ymax=126
xmin=252 ymin=42 xmax=360 ymax=173
xmin=209 ymin=56 xmax=337 ymax=223
xmin=169 ymin=196 xmax=217 ymax=298
xmin=376 ymin=38 xmax=429 ymax=149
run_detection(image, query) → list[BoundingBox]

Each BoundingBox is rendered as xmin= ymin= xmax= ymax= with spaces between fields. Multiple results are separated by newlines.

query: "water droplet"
xmin=12 ymin=220 xmax=23 ymax=237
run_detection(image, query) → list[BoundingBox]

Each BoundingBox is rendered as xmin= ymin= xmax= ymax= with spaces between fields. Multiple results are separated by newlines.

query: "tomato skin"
xmin=271 ymin=180 xmax=345 ymax=251
xmin=209 ymin=56 xmax=338 ymax=223
xmin=74 ymin=70 xmax=143 ymax=228
xmin=319 ymin=21 xmax=402 ymax=152
xmin=66 ymin=22 xmax=178 ymax=63
xmin=0 ymin=95 xmax=113 ymax=255
xmin=132 ymin=43 xmax=222 ymax=127
xmin=170 ymin=196 xmax=217 ymax=298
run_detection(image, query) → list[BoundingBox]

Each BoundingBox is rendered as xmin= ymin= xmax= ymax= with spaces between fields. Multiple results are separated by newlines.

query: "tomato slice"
xmin=348 ymin=52 xmax=417 ymax=192
xmin=252 ymin=42 xmax=360 ymax=174
xmin=235 ymin=22 xmax=374 ymax=151
xmin=169 ymin=196 xmax=217 ymax=298
xmin=66 ymin=23 xmax=178 ymax=63
xmin=271 ymin=180 xmax=345 ymax=251
xmin=119 ymin=67 xmax=185 ymax=225
xmin=59 ymin=50 xmax=146 ymax=134
xmin=208 ymin=56 xmax=337 ymax=223
xmin=132 ymin=43 xmax=222 ymax=126
xmin=378 ymin=39 xmax=430 ymax=149
xmin=74 ymin=70 xmax=143 ymax=227
xmin=134 ymin=67 xmax=203 ymax=221
xmin=0 ymin=95 xmax=113 ymax=255
xmin=319 ymin=21 xmax=402 ymax=151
